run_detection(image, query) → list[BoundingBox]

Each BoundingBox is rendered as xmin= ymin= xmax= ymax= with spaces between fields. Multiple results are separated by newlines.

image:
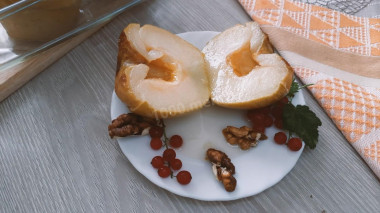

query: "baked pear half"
xmin=115 ymin=24 xmax=210 ymax=118
xmin=202 ymin=22 xmax=293 ymax=109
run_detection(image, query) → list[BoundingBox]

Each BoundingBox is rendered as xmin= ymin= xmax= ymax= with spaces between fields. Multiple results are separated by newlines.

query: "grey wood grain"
xmin=1 ymin=0 xmax=379 ymax=212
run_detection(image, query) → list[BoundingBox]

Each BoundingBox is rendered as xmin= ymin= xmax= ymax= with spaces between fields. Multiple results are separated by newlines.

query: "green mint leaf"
xmin=283 ymin=104 xmax=322 ymax=149
xmin=287 ymin=78 xmax=314 ymax=100
xmin=287 ymin=79 xmax=300 ymax=99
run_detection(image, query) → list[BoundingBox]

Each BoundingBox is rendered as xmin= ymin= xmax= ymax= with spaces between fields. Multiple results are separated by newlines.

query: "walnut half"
xmin=108 ymin=113 xmax=158 ymax=138
xmin=222 ymin=126 xmax=267 ymax=150
xmin=206 ymin=148 xmax=236 ymax=192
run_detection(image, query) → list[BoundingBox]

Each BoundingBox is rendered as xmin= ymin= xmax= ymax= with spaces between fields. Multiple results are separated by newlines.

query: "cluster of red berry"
xmin=149 ymin=126 xmax=192 ymax=185
xmin=247 ymin=96 xmax=302 ymax=151
xmin=273 ymin=132 xmax=302 ymax=151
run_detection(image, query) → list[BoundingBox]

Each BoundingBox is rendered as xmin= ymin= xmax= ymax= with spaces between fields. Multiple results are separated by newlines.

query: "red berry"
xmin=158 ymin=166 xmax=171 ymax=178
xmin=151 ymin=156 xmax=164 ymax=168
xmin=279 ymin=96 xmax=289 ymax=104
xmin=274 ymin=132 xmax=287 ymax=144
xmin=169 ymin=135 xmax=183 ymax=148
xmin=258 ymin=106 xmax=271 ymax=115
xmin=274 ymin=119 xmax=283 ymax=129
xmin=248 ymin=106 xmax=271 ymax=116
xmin=176 ymin=170 xmax=192 ymax=185
xmin=163 ymin=149 xmax=176 ymax=162
xmin=287 ymin=137 xmax=302 ymax=151
xmin=170 ymin=159 xmax=182 ymax=170
xmin=149 ymin=126 xmax=164 ymax=138
xmin=248 ymin=113 xmax=265 ymax=126
xmin=247 ymin=110 xmax=256 ymax=119
xmin=252 ymin=125 xmax=265 ymax=134
xmin=271 ymin=105 xmax=284 ymax=119
xmin=150 ymin=138 xmax=162 ymax=150
xmin=263 ymin=115 xmax=273 ymax=127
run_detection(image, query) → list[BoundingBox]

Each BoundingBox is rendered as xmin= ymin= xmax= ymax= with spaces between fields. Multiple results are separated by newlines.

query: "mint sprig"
xmin=283 ymin=79 xmax=321 ymax=149
xmin=287 ymin=78 xmax=313 ymax=101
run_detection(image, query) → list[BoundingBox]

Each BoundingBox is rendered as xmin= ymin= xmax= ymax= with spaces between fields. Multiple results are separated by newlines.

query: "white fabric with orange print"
xmin=238 ymin=0 xmax=380 ymax=179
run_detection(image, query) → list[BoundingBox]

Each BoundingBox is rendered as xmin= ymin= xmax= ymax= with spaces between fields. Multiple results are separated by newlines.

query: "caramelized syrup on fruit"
xmin=226 ymin=43 xmax=258 ymax=77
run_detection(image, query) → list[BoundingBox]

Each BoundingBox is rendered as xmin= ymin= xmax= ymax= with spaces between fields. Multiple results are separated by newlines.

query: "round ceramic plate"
xmin=110 ymin=31 xmax=305 ymax=201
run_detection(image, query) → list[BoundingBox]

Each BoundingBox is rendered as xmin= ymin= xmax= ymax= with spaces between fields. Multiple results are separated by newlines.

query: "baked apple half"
xmin=202 ymin=22 xmax=293 ymax=109
xmin=115 ymin=24 xmax=210 ymax=118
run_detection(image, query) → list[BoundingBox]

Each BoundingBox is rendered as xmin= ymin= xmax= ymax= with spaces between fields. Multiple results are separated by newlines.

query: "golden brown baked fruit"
xmin=115 ymin=24 xmax=210 ymax=119
xmin=202 ymin=22 xmax=293 ymax=109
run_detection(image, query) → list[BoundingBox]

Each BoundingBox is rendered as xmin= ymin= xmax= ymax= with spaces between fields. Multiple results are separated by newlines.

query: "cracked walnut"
xmin=222 ymin=126 xmax=267 ymax=150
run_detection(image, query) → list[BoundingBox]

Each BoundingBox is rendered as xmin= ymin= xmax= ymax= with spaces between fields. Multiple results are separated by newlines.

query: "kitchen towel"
xmin=238 ymin=0 xmax=380 ymax=178
xmin=297 ymin=0 xmax=372 ymax=15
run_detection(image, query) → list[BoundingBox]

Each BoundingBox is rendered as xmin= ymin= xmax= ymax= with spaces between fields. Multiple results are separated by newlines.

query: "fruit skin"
xmin=279 ymin=96 xmax=289 ymax=104
xmin=271 ymin=104 xmax=284 ymax=119
xmin=202 ymin=22 xmax=293 ymax=109
xmin=115 ymin=24 xmax=210 ymax=118
xmin=151 ymin=156 xmax=164 ymax=168
xmin=169 ymin=159 xmax=182 ymax=170
xmin=163 ymin=149 xmax=176 ymax=162
xmin=274 ymin=119 xmax=283 ymax=129
xmin=287 ymin=137 xmax=303 ymax=151
xmin=257 ymin=106 xmax=271 ymax=115
xmin=158 ymin=166 xmax=171 ymax=178
xmin=176 ymin=171 xmax=192 ymax=185
xmin=169 ymin=135 xmax=183 ymax=148
xmin=252 ymin=125 xmax=265 ymax=134
xmin=150 ymin=138 xmax=163 ymax=150
xmin=116 ymin=66 xmax=158 ymax=118
xmin=274 ymin=132 xmax=287 ymax=144
xmin=248 ymin=113 xmax=265 ymax=124
xmin=263 ymin=115 xmax=273 ymax=127
xmin=149 ymin=126 xmax=164 ymax=138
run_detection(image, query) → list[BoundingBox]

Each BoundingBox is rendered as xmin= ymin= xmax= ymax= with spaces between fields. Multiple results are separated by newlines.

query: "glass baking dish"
xmin=0 ymin=0 xmax=145 ymax=71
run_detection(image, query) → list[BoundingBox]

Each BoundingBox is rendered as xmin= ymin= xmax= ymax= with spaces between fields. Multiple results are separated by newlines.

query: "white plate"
xmin=110 ymin=31 xmax=305 ymax=201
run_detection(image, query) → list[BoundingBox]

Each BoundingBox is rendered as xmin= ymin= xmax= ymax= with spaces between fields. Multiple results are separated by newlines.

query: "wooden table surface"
xmin=1 ymin=0 xmax=379 ymax=212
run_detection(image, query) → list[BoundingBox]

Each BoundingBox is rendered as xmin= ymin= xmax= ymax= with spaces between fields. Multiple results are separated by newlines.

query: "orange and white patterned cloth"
xmin=238 ymin=0 xmax=380 ymax=178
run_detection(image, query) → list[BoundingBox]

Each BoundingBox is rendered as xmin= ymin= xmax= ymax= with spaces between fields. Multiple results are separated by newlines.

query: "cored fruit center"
xmin=226 ymin=43 xmax=258 ymax=77
xmin=145 ymin=58 xmax=176 ymax=81
xmin=121 ymin=36 xmax=177 ymax=82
